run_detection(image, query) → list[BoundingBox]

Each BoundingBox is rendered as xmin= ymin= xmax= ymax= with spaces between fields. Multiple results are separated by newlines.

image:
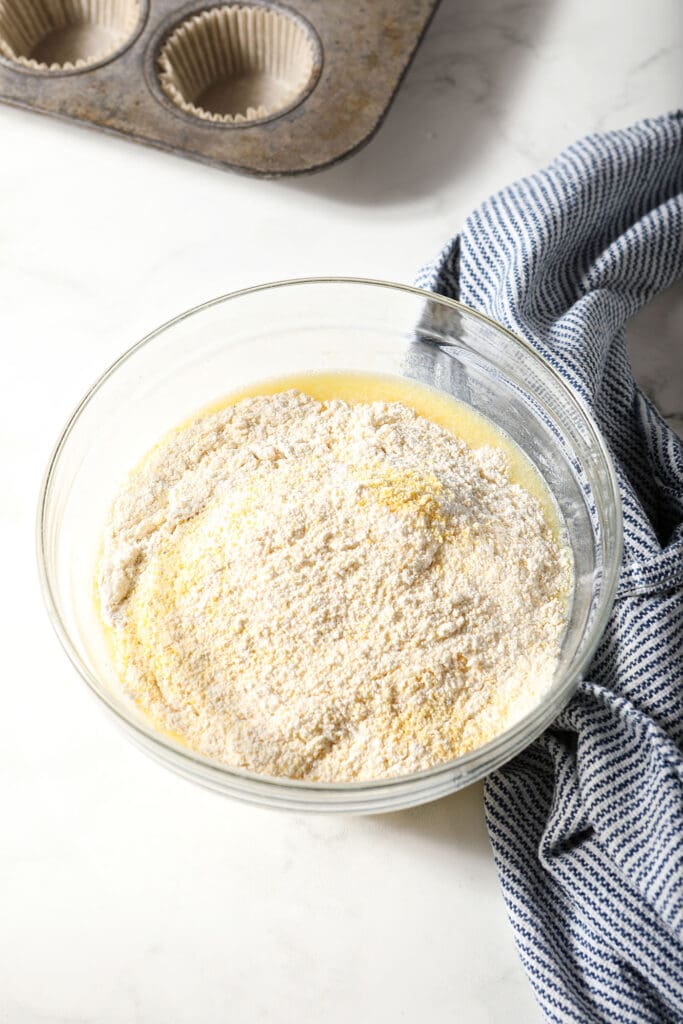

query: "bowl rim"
xmin=36 ymin=276 xmax=623 ymax=797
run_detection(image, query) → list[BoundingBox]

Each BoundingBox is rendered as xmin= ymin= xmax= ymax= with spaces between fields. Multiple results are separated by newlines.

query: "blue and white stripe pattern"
xmin=417 ymin=112 xmax=683 ymax=1022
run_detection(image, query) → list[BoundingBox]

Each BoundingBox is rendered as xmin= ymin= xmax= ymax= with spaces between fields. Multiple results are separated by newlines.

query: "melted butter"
xmin=199 ymin=370 xmax=562 ymax=537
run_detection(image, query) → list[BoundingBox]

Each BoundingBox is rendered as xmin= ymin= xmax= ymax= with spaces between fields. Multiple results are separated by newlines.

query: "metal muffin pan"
xmin=0 ymin=0 xmax=439 ymax=176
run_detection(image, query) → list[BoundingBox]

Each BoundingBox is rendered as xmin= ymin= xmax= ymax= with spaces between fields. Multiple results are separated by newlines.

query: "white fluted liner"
xmin=157 ymin=5 xmax=317 ymax=124
xmin=0 ymin=0 xmax=140 ymax=71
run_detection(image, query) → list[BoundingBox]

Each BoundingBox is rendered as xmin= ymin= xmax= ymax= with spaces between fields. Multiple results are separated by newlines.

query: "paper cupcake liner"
xmin=157 ymin=5 xmax=317 ymax=124
xmin=0 ymin=0 xmax=141 ymax=72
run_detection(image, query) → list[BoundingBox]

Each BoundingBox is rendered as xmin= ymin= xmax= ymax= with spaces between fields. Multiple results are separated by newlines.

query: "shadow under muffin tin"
xmin=0 ymin=0 xmax=439 ymax=175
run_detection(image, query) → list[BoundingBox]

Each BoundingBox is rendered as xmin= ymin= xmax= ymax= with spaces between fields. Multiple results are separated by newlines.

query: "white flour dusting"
xmin=98 ymin=390 xmax=572 ymax=781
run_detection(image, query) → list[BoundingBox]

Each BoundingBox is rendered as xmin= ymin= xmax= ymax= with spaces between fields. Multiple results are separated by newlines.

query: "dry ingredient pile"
xmin=98 ymin=389 xmax=572 ymax=781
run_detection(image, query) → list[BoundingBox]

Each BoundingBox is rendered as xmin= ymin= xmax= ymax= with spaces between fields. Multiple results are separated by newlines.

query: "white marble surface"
xmin=1 ymin=1 xmax=681 ymax=1021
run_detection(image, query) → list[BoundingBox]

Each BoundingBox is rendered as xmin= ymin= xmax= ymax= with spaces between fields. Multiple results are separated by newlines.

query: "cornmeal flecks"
xmin=98 ymin=388 xmax=572 ymax=781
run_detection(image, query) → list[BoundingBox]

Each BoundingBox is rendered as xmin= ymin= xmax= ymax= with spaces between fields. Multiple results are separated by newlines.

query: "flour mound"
xmin=98 ymin=391 xmax=571 ymax=781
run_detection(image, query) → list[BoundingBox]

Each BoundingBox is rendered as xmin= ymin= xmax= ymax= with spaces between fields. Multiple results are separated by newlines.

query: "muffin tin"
xmin=0 ymin=0 xmax=439 ymax=175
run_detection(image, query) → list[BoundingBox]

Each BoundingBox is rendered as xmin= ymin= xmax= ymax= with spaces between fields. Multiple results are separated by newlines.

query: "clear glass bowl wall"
xmin=38 ymin=279 xmax=622 ymax=813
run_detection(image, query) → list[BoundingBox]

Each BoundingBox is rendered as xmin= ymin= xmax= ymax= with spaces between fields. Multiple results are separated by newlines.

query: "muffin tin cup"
xmin=157 ymin=4 xmax=318 ymax=124
xmin=0 ymin=0 xmax=142 ymax=72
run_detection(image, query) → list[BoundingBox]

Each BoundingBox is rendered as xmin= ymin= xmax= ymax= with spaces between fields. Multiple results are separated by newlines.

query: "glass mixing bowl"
xmin=37 ymin=278 xmax=622 ymax=813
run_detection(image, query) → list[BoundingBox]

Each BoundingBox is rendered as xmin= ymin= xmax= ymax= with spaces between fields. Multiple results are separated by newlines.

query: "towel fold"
xmin=418 ymin=112 xmax=683 ymax=1023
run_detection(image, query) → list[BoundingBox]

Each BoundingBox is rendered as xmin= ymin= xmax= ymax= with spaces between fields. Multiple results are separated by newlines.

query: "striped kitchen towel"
xmin=418 ymin=112 xmax=683 ymax=1023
